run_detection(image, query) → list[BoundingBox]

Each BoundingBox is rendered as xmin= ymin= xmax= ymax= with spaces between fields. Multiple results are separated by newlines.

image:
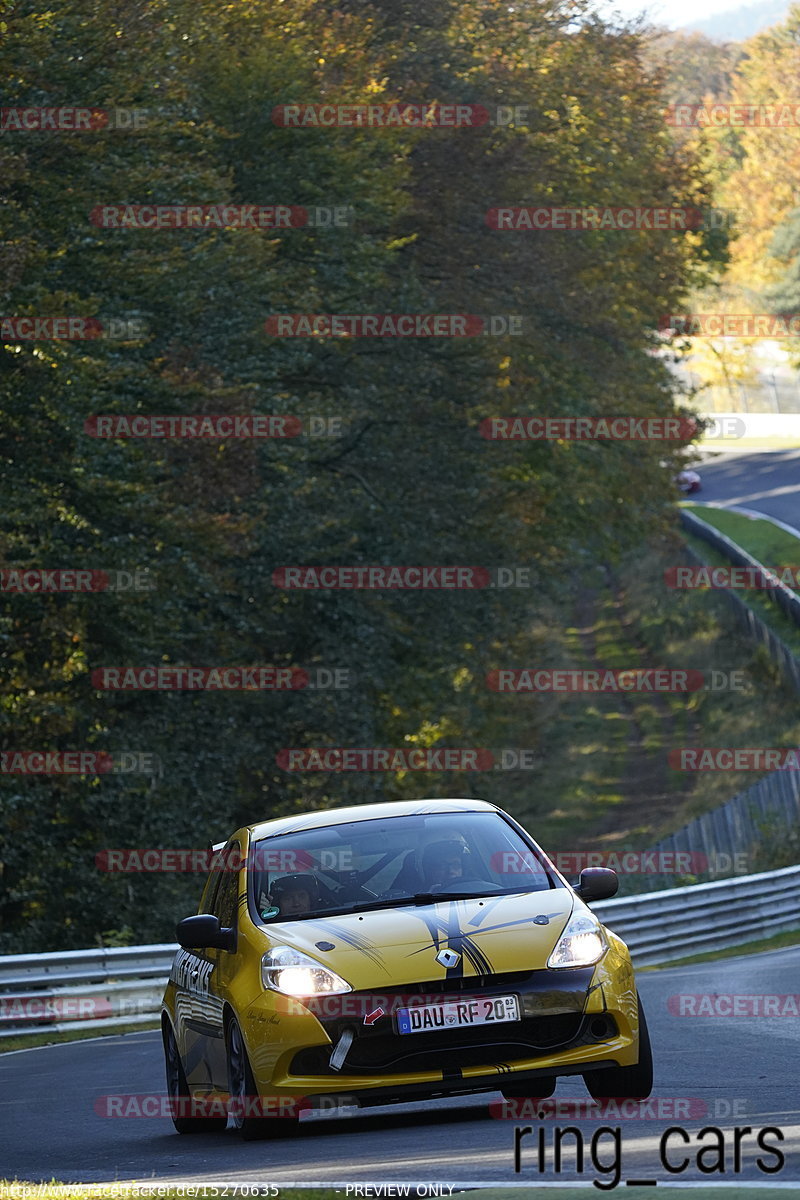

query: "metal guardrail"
xmin=680 ymin=508 xmax=800 ymax=629
xmin=650 ymin=763 xmax=800 ymax=879
xmin=593 ymin=863 xmax=800 ymax=966
xmin=0 ymin=943 xmax=176 ymax=1038
xmin=679 ymin=523 xmax=800 ymax=696
xmin=1 ymin=866 xmax=798 ymax=1038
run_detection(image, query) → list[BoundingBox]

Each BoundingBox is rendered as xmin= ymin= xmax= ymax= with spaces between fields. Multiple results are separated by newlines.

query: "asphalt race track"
xmin=698 ymin=449 xmax=800 ymax=529
xmin=2 ymin=946 xmax=799 ymax=1188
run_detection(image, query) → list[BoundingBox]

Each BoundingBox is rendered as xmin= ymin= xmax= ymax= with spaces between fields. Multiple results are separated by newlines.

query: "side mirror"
xmin=176 ymin=913 xmax=236 ymax=952
xmin=574 ymin=867 xmax=618 ymax=902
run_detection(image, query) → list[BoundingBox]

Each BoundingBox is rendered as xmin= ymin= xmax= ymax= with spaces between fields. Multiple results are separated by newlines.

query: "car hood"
xmin=261 ymin=889 xmax=575 ymax=990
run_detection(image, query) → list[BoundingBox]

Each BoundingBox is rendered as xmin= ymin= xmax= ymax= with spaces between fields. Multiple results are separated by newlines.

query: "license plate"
xmin=396 ymin=994 xmax=520 ymax=1035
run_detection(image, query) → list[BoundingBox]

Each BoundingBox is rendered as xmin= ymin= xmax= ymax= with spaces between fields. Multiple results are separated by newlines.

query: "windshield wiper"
xmin=306 ymin=891 xmax=496 ymax=918
xmin=410 ymin=891 xmax=491 ymax=903
xmin=269 ymin=888 xmax=520 ymax=923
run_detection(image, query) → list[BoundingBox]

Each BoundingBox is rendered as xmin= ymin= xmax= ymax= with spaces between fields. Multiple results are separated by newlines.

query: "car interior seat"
xmin=387 ymin=849 xmax=424 ymax=893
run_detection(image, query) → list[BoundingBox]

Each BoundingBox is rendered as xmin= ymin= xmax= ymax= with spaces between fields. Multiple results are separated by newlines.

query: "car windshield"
xmin=250 ymin=809 xmax=557 ymax=922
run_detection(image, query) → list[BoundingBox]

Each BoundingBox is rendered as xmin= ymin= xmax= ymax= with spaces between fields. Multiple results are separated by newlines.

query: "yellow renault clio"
xmin=161 ymin=798 xmax=652 ymax=1138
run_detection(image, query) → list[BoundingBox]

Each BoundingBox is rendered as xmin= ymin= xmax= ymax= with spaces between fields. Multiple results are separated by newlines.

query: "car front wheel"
xmin=583 ymin=996 xmax=653 ymax=1100
xmin=226 ymin=1016 xmax=301 ymax=1140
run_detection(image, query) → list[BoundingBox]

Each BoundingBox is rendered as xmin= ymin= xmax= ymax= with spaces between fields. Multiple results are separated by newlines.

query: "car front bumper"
xmin=241 ymin=941 xmax=640 ymax=1102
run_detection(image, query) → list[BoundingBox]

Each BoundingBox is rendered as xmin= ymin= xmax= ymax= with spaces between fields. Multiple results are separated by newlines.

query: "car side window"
xmin=199 ymin=860 xmax=223 ymax=916
xmin=211 ymin=841 xmax=240 ymax=930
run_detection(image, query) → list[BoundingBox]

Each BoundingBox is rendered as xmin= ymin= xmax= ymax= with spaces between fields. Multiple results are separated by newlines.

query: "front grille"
xmin=292 ymin=1012 xmax=584 ymax=1075
xmin=291 ymin=967 xmax=605 ymax=1077
xmin=366 ymin=973 xmax=534 ymax=996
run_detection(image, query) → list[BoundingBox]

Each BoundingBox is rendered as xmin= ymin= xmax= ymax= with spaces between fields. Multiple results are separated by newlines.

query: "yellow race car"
xmin=161 ymin=798 xmax=652 ymax=1138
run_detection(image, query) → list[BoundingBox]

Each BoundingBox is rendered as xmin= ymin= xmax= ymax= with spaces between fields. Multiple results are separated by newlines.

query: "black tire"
xmin=163 ymin=1022 xmax=227 ymax=1134
xmin=501 ymin=1075 xmax=557 ymax=1101
xmin=584 ymin=996 xmax=654 ymax=1100
xmin=227 ymin=1017 xmax=299 ymax=1140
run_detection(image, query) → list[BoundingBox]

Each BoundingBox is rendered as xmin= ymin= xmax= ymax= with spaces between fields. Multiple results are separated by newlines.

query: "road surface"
xmin=2 ymin=946 xmax=798 ymax=1188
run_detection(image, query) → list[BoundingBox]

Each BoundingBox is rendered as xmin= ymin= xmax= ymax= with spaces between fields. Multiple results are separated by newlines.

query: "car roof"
xmin=245 ymin=797 xmax=500 ymax=840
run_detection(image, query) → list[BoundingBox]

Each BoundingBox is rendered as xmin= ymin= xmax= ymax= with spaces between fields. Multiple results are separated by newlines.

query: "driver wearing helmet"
xmin=421 ymin=839 xmax=468 ymax=889
xmin=270 ymin=872 xmax=321 ymax=916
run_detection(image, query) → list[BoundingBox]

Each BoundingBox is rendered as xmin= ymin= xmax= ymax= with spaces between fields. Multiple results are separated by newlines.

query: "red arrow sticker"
xmin=364 ymin=1007 xmax=385 ymax=1026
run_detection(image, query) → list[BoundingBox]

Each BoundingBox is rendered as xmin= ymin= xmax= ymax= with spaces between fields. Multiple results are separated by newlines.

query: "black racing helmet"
xmin=421 ymin=838 xmax=468 ymax=880
xmin=270 ymin=872 xmax=321 ymax=906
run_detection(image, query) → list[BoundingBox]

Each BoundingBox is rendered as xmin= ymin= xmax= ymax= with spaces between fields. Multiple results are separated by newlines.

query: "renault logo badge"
xmin=436 ymin=948 xmax=461 ymax=969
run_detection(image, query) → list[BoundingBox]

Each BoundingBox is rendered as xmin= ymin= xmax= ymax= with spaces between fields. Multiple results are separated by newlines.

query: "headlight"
xmin=261 ymin=946 xmax=351 ymax=997
xmin=547 ymin=912 xmax=608 ymax=968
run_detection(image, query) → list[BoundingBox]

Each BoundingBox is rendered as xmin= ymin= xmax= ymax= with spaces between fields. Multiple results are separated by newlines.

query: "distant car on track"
xmin=675 ymin=468 xmax=702 ymax=494
xmin=161 ymin=798 xmax=653 ymax=1138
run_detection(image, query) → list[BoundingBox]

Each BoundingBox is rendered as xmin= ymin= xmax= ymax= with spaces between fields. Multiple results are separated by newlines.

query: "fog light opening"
xmin=590 ymin=1016 xmax=611 ymax=1039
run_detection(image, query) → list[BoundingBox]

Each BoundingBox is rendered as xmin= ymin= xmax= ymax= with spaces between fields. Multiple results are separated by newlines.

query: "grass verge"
xmin=682 ymin=503 xmax=800 ymax=658
xmin=0 ymin=1020 xmax=159 ymax=1055
xmin=479 ymin=539 xmax=800 ymax=862
xmin=685 ymin=502 xmax=800 ymax=561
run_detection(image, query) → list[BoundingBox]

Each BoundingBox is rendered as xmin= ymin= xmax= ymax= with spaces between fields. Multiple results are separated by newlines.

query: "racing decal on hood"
xmin=467 ymin=911 xmax=566 ymax=934
xmin=464 ymin=896 xmax=567 ymax=930
xmin=302 ymin=919 xmax=390 ymax=972
xmin=409 ymin=901 xmax=495 ymax=978
xmin=406 ymin=900 xmax=568 ymax=977
xmin=463 ymin=895 xmax=508 ymax=926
